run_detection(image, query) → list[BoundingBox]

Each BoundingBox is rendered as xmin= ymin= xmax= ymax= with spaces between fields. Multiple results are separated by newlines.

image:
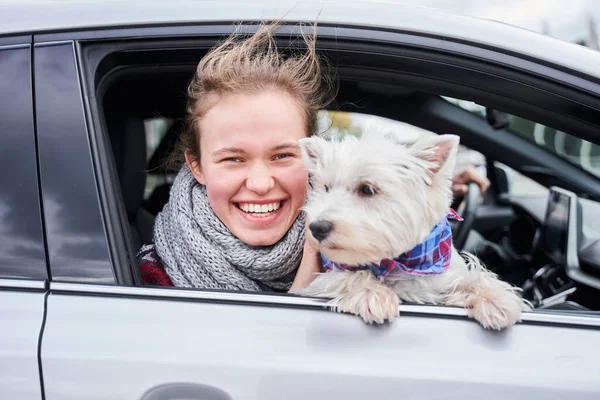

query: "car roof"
xmin=3 ymin=0 xmax=600 ymax=80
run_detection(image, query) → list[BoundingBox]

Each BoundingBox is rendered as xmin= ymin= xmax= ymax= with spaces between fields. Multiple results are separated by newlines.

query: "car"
xmin=2 ymin=1 xmax=600 ymax=399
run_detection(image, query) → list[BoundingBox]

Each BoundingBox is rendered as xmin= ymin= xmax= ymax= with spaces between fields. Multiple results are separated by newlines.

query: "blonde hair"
xmin=174 ymin=22 xmax=337 ymax=166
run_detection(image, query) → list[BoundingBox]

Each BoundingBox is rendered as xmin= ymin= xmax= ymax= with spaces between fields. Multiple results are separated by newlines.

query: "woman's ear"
xmin=185 ymin=152 xmax=205 ymax=185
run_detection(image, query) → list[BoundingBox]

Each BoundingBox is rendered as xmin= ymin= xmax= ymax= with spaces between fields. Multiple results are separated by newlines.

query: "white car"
xmin=1 ymin=1 xmax=600 ymax=399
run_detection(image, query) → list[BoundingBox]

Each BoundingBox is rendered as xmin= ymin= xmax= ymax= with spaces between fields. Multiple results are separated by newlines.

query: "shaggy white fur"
xmin=295 ymin=131 xmax=530 ymax=330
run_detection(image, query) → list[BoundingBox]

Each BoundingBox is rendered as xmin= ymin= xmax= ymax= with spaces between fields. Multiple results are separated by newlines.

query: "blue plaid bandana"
xmin=321 ymin=209 xmax=463 ymax=281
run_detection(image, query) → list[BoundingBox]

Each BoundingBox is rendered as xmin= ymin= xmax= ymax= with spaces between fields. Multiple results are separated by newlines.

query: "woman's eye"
xmin=274 ymin=153 xmax=293 ymax=160
xmin=358 ymin=184 xmax=377 ymax=196
xmin=223 ymin=157 xmax=241 ymax=163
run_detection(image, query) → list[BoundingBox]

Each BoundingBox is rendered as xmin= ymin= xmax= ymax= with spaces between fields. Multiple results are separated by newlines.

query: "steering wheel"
xmin=453 ymin=182 xmax=482 ymax=250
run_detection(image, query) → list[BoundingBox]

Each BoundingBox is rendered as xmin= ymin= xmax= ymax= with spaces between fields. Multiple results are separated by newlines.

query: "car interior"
xmin=87 ymin=33 xmax=600 ymax=314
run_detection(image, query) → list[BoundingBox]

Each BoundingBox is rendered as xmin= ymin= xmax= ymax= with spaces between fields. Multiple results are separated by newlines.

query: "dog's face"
xmin=300 ymin=131 xmax=459 ymax=265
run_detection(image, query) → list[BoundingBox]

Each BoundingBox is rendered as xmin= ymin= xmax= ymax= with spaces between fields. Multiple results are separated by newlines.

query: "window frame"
xmin=36 ymin=23 xmax=600 ymax=327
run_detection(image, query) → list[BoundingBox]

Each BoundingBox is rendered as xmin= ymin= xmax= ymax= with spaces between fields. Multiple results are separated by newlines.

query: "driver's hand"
xmin=452 ymin=166 xmax=490 ymax=197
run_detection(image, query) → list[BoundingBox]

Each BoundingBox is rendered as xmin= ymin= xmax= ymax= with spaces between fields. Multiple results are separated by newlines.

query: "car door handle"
xmin=140 ymin=383 xmax=233 ymax=400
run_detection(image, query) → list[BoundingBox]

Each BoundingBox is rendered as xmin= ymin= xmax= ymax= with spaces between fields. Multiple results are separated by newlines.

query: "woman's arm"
xmin=289 ymin=239 xmax=322 ymax=292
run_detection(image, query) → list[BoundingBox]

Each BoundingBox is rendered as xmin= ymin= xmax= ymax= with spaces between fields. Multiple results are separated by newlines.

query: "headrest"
xmin=148 ymin=119 xmax=186 ymax=175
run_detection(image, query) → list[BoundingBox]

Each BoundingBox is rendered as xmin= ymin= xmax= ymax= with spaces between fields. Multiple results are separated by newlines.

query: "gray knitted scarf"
xmin=153 ymin=164 xmax=306 ymax=292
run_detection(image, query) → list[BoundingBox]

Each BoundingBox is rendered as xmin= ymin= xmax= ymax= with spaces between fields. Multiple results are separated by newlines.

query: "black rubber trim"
xmin=0 ymin=34 xmax=31 ymax=46
xmin=73 ymin=41 xmax=136 ymax=286
xmin=36 ymin=286 xmax=49 ymax=400
xmin=30 ymin=43 xmax=52 ymax=282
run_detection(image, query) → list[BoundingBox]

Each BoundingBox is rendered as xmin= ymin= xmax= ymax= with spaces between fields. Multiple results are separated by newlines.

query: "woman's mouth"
xmin=236 ymin=201 xmax=283 ymax=218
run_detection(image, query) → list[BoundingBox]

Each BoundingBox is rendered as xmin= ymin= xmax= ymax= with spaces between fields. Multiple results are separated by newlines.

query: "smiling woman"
xmin=187 ymin=90 xmax=309 ymax=247
xmin=137 ymin=23 xmax=337 ymax=291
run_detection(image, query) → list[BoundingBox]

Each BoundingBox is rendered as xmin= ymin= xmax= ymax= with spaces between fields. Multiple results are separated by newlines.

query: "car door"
xmin=36 ymin=24 xmax=600 ymax=400
xmin=0 ymin=36 xmax=48 ymax=400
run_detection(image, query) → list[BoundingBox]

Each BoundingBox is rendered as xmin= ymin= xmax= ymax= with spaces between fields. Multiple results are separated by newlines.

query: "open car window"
xmin=444 ymin=97 xmax=600 ymax=179
xmin=73 ymin=28 xmax=600 ymax=321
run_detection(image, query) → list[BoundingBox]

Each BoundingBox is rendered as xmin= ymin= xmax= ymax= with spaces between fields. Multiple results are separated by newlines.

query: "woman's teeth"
xmin=238 ymin=202 xmax=282 ymax=216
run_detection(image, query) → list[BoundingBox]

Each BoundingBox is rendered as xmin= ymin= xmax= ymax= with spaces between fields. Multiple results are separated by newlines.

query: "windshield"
xmin=443 ymin=97 xmax=600 ymax=179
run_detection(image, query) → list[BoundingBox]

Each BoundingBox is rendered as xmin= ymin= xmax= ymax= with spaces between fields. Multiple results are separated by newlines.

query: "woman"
xmin=137 ymin=23 xmax=336 ymax=292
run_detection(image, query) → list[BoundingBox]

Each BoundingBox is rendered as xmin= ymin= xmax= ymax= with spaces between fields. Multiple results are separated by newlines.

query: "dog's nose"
xmin=309 ymin=220 xmax=333 ymax=242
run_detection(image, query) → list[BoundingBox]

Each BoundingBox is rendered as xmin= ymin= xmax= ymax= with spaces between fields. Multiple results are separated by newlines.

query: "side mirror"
xmin=485 ymin=107 xmax=511 ymax=130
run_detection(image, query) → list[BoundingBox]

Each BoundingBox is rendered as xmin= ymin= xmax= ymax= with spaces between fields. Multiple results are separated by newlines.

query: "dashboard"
xmin=496 ymin=187 xmax=600 ymax=310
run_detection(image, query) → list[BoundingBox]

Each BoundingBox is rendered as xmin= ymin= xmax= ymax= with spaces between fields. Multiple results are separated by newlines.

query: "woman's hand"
xmin=289 ymin=238 xmax=322 ymax=293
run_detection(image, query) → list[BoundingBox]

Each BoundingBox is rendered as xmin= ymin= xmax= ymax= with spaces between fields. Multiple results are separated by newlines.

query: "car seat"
xmin=109 ymin=114 xmax=155 ymax=250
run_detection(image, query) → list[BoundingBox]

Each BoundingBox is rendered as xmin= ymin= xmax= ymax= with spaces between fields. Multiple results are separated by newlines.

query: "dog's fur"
xmin=295 ymin=131 xmax=530 ymax=330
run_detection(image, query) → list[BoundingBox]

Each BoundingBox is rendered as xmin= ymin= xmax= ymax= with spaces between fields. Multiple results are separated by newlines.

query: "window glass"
xmin=443 ymin=97 xmax=600 ymax=179
xmin=0 ymin=45 xmax=46 ymax=280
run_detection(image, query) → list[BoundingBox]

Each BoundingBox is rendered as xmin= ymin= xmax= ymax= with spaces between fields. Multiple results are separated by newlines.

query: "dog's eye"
xmin=324 ymin=185 xmax=329 ymax=192
xmin=358 ymin=184 xmax=377 ymax=196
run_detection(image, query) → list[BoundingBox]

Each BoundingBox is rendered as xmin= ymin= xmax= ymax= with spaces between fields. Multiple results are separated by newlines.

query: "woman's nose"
xmin=246 ymin=162 xmax=275 ymax=194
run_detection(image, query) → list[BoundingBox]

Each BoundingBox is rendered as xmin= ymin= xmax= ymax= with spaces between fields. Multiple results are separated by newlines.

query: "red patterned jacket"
xmin=136 ymin=243 xmax=174 ymax=286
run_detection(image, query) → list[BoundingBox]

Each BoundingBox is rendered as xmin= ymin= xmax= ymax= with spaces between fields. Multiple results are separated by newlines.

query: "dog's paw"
xmin=331 ymin=286 xmax=400 ymax=324
xmin=464 ymin=289 xmax=528 ymax=330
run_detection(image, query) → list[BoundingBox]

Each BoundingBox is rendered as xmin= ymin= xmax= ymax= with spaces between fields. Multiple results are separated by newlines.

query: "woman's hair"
xmin=171 ymin=22 xmax=337 ymax=168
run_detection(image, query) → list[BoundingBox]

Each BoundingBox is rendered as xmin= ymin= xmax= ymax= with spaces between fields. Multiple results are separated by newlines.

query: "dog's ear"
xmin=299 ymin=136 xmax=328 ymax=173
xmin=409 ymin=134 xmax=460 ymax=176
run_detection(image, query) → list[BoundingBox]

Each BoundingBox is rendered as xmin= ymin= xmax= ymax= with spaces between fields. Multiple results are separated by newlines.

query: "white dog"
xmin=295 ymin=131 xmax=530 ymax=330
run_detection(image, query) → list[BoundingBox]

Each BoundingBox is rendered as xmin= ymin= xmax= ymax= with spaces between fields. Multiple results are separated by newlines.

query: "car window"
xmin=317 ymin=110 xmax=488 ymax=177
xmin=84 ymin=34 xmax=600 ymax=320
xmin=443 ymin=97 xmax=600 ymax=179
xmin=0 ymin=44 xmax=47 ymax=280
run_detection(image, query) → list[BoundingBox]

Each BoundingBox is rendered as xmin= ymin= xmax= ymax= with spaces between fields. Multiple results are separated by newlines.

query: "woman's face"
xmin=186 ymin=90 xmax=309 ymax=246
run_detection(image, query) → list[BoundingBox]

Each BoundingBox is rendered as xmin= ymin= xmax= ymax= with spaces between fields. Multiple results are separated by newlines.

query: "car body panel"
xmin=0 ymin=286 xmax=46 ymax=400
xmin=41 ymin=285 xmax=600 ymax=400
xmin=33 ymin=42 xmax=115 ymax=284
xmin=0 ymin=43 xmax=47 ymax=280
xmin=2 ymin=0 xmax=600 ymax=81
